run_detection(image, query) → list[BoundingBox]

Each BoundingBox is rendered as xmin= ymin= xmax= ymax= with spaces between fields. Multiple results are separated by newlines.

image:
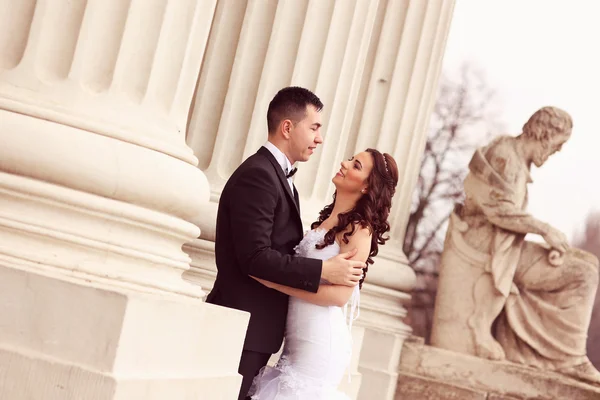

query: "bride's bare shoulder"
xmin=337 ymin=224 xmax=371 ymax=246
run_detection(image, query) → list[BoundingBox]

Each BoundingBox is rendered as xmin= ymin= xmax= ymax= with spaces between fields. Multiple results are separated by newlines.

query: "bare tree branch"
xmin=410 ymin=214 xmax=451 ymax=265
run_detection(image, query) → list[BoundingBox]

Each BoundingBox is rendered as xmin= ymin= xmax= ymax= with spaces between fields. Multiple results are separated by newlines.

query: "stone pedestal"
xmin=0 ymin=265 xmax=248 ymax=400
xmin=395 ymin=336 xmax=600 ymax=400
xmin=0 ymin=1 xmax=249 ymax=398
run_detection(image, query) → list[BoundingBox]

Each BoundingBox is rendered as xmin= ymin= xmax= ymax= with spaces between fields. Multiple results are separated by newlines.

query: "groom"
xmin=206 ymin=86 xmax=365 ymax=400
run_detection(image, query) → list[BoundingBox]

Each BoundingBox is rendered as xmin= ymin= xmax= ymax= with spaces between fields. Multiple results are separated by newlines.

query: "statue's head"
xmin=522 ymin=106 xmax=572 ymax=167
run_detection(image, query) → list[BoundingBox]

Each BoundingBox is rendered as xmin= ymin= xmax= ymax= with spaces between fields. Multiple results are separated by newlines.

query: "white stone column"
xmin=348 ymin=1 xmax=456 ymax=399
xmin=183 ymin=1 xmax=456 ymax=399
xmin=0 ymin=1 xmax=248 ymax=398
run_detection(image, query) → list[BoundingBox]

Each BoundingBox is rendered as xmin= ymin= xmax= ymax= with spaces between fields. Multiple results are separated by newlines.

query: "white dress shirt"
xmin=263 ymin=141 xmax=295 ymax=193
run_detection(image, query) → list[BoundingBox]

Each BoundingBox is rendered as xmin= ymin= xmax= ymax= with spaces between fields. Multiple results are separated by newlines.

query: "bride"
xmin=249 ymin=148 xmax=399 ymax=399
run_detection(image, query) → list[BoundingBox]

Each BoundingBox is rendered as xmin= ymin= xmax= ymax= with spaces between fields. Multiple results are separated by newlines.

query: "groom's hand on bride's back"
xmin=321 ymin=248 xmax=365 ymax=286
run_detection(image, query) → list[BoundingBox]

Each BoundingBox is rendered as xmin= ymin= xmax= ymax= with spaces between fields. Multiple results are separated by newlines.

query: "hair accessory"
xmin=383 ymin=155 xmax=389 ymax=174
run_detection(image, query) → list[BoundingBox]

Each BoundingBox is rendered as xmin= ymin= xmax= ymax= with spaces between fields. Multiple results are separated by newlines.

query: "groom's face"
xmin=288 ymin=105 xmax=323 ymax=163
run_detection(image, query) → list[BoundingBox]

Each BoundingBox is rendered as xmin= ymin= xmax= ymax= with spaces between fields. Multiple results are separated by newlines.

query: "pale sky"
xmin=442 ymin=0 xmax=600 ymax=240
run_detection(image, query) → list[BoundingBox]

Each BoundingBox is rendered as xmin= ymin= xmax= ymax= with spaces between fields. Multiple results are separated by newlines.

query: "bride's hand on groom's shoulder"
xmin=321 ymin=248 xmax=365 ymax=287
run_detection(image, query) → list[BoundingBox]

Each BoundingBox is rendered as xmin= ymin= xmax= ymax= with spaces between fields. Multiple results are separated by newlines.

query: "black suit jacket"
xmin=206 ymin=146 xmax=322 ymax=353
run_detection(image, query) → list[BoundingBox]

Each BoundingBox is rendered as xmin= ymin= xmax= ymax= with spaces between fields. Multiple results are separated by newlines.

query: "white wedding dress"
xmin=249 ymin=228 xmax=360 ymax=400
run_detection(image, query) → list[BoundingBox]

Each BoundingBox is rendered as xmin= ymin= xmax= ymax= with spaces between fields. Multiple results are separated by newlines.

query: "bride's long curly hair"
xmin=311 ymin=149 xmax=399 ymax=288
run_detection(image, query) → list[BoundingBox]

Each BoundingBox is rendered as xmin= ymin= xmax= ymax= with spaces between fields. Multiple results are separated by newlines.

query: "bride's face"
xmin=332 ymin=151 xmax=373 ymax=194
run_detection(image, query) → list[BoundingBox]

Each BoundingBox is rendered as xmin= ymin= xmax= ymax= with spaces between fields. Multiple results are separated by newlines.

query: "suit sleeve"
xmin=228 ymin=166 xmax=322 ymax=293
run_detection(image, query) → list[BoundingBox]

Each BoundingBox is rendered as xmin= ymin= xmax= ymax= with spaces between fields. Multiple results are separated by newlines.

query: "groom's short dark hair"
xmin=267 ymin=86 xmax=323 ymax=135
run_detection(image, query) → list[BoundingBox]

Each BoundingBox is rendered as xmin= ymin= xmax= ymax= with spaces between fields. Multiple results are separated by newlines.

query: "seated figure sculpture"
xmin=430 ymin=106 xmax=600 ymax=385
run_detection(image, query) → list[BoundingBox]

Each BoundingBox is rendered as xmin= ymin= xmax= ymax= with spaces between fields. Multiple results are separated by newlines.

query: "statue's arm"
xmin=482 ymin=196 xmax=551 ymax=236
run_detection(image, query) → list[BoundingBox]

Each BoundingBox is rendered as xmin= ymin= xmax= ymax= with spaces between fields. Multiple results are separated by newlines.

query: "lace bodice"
xmin=293 ymin=228 xmax=340 ymax=260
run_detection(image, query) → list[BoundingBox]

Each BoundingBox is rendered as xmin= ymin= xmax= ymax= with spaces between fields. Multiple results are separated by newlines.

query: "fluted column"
xmin=348 ymin=0 xmax=456 ymax=286
xmin=0 ymin=1 xmax=249 ymax=398
xmin=0 ymin=0 xmax=215 ymax=297
xmin=355 ymin=0 xmax=455 ymax=280
xmin=183 ymin=1 xmax=455 ymax=399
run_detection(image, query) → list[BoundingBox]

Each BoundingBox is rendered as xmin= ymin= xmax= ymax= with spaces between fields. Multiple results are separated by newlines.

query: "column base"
xmin=0 ymin=264 xmax=249 ymax=399
xmin=0 ymin=170 xmax=206 ymax=299
xmin=182 ymin=238 xmax=217 ymax=297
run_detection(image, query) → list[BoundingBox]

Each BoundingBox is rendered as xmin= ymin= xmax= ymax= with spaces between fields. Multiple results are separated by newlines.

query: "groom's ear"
xmin=281 ymin=119 xmax=293 ymax=139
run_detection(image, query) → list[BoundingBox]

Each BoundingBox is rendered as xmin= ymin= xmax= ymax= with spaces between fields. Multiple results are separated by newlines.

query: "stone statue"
xmin=430 ymin=106 xmax=600 ymax=385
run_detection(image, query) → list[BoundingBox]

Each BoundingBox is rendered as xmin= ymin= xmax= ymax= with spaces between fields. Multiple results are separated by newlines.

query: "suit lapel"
xmin=293 ymin=185 xmax=300 ymax=213
xmin=257 ymin=147 xmax=301 ymax=218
